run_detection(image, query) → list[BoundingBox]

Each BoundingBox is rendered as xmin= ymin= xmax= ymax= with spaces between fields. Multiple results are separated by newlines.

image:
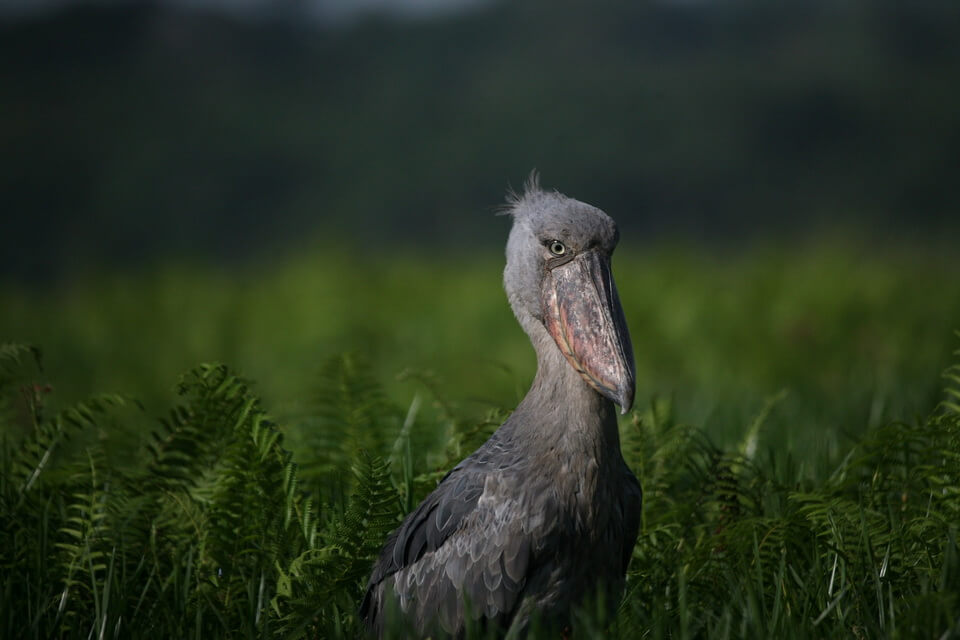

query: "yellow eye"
xmin=549 ymin=241 xmax=567 ymax=256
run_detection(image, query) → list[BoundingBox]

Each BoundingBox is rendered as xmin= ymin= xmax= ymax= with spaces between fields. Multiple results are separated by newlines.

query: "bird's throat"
xmin=515 ymin=323 xmax=623 ymax=455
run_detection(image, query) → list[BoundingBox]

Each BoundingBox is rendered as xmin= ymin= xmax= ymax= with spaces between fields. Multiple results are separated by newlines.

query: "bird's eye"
xmin=549 ymin=241 xmax=567 ymax=256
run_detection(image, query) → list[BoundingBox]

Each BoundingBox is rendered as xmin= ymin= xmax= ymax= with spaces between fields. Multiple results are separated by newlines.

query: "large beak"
xmin=541 ymin=250 xmax=636 ymax=413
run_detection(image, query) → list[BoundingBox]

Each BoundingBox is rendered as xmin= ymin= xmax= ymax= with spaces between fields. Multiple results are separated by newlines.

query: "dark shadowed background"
xmin=2 ymin=0 xmax=959 ymax=280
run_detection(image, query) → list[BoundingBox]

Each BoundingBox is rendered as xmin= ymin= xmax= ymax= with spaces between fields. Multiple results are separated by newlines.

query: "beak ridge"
xmin=542 ymin=251 xmax=636 ymax=413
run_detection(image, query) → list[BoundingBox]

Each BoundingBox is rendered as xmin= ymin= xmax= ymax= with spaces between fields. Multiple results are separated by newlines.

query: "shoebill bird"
xmin=361 ymin=176 xmax=641 ymax=638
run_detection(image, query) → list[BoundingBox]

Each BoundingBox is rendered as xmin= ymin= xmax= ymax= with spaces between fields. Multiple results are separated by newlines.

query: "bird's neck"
xmin=511 ymin=320 xmax=623 ymax=458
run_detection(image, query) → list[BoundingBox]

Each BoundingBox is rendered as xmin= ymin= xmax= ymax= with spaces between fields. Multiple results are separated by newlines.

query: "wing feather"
xmin=361 ymin=462 xmax=533 ymax=637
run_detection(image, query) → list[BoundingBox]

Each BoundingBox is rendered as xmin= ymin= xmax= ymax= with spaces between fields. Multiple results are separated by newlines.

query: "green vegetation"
xmin=2 ymin=245 xmax=959 ymax=638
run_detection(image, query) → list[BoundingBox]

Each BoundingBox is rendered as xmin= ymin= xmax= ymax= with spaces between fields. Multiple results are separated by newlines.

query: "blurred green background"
xmin=1 ymin=0 xmax=958 ymax=470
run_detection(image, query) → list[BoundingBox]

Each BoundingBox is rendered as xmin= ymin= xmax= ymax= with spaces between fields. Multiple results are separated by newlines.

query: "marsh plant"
xmin=1 ymin=337 xmax=959 ymax=639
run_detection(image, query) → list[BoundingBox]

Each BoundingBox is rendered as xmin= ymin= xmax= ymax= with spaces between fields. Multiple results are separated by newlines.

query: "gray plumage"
xmin=361 ymin=175 xmax=642 ymax=638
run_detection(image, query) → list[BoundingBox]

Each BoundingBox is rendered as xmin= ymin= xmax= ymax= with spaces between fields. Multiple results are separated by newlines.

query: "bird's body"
xmin=361 ymin=177 xmax=641 ymax=638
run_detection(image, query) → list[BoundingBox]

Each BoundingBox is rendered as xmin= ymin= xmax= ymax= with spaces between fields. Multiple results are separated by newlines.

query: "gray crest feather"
xmin=499 ymin=170 xmax=550 ymax=218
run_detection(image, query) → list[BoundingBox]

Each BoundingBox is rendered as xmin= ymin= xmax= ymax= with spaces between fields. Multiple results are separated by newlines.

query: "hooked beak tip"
xmin=616 ymin=385 xmax=634 ymax=415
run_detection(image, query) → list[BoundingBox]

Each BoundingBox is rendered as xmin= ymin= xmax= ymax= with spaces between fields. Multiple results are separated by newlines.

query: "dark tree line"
xmin=2 ymin=0 xmax=959 ymax=280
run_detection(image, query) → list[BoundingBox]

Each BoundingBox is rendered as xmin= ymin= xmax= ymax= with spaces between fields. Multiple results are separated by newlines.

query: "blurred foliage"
xmin=2 ymin=0 xmax=960 ymax=279
xmin=1 ymin=243 xmax=958 ymax=478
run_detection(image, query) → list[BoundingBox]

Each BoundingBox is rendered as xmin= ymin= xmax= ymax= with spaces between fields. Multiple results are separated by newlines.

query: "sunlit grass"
xmin=1 ymin=241 xmax=959 ymax=638
xmin=2 ymin=243 xmax=956 ymax=462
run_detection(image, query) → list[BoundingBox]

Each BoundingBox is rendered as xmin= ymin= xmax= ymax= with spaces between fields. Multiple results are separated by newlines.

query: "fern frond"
xmin=53 ymin=450 xmax=113 ymax=636
xmin=288 ymin=354 xmax=400 ymax=507
xmin=6 ymin=393 xmax=124 ymax=502
xmin=273 ymin=451 xmax=400 ymax=638
xmin=939 ymin=331 xmax=960 ymax=415
xmin=0 ymin=342 xmax=42 ymax=381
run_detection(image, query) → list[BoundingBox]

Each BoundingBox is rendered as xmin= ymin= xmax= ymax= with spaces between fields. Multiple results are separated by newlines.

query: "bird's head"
xmin=503 ymin=173 xmax=636 ymax=414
